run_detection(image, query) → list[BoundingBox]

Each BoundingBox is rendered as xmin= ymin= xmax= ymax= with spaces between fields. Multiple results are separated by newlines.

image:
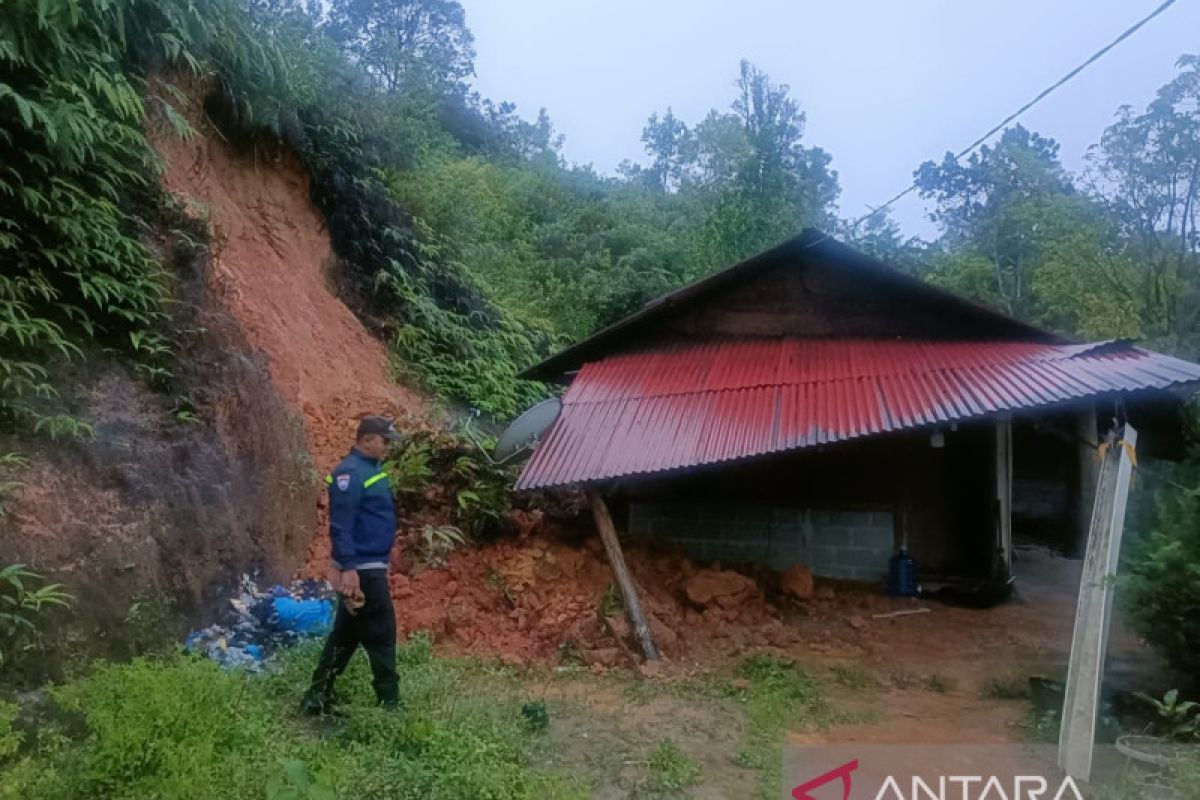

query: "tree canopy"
xmin=4 ymin=0 xmax=1200 ymax=427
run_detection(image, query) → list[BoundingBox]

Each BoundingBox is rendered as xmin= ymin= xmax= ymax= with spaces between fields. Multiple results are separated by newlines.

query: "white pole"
xmin=1058 ymin=424 xmax=1137 ymax=781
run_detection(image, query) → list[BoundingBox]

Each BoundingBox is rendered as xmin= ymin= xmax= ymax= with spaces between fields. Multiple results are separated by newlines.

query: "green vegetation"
xmin=0 ymin=565 xmax=72 ymax=671
xmin=519 ymin=699 xmax=549 ymax=732
xmin=643 ymin=738 xmax=701 ymax=797
xmin=2 ymin=0 xmax=167 ymax=433
xmin=0 ymin=637 xmax=582 ymax=799
xmin=829 ymin=662 xmax=875 ymax=690
xmin=384 ymin=427 xmax=518 ymax=537
xmin=726 ymin=654 xmax=822 ymax=799
xmin=414 ymin=525 xmax=468 ymax=568
xmin=6 ymin=0 xmax=1200 ymax=430
xmin=1125 ymin=419 xmax=1200 ymax=676
xmin=1095 ymin=757 xmax=1200 ymax=800
xmin=1134 ymin=689 xmax=1200 ymax=742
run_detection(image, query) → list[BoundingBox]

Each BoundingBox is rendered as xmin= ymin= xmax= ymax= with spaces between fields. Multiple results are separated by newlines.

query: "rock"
xmin=685 ymin=568 xmax=758 ymax=608
xmin=639 ymin=659 xmax=666 ymax=678
xmin=779 ymin=564 xmax=814 ymax=600
xmin=646 ymin=613 xmax=680 ymax=657
xmin=603 ymin=614 xmax=643 ymax=662
xmin=580 ymin=646 xmax=621 ymax=667
xmin=815 ymin=586 xmax=835 ymax=600
xmin=848 ymin=615 xmax=868 ymax=631
xmin=605 ymin=613 xmax=632 ymax=643
xmin=565 ymin=614 xmax=602 ymax=648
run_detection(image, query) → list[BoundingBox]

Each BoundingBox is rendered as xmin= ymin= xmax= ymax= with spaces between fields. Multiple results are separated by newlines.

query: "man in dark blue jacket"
xmin=303 ymin=415 xmax=402 ymax=714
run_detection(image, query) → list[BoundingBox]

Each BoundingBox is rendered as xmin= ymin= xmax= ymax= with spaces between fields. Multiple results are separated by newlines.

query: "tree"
xmin=641 ymin=61 xmax=840 ymax=268
xmin=1087 ymin=55 xmax=1200 ymax=352
xmin=326 ymin=0 xmax=475 ymax=94
xmin=839 ymin=213 xmax=928 ymax=278
xmin=640 ymin=108 xmax=693 ymax=192
xmin=729 ymin=60 xmax=838 ymax=231
xmin=1024 ymin=195 xmax=1145 ymax=339
xmin=915 ymin=125 xmax=1075 ymax=319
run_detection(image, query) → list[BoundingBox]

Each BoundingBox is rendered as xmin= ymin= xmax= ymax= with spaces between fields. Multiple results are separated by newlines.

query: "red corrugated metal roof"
xmin=516 ymin=338 xmax=1200 ymax=490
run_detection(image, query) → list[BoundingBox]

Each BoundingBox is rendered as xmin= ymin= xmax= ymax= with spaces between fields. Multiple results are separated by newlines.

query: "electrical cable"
xmin=843 ymin=0 xmax=1178 ymax=233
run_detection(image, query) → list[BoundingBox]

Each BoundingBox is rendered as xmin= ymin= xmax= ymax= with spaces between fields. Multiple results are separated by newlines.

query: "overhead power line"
xmin=849 ymin=0 xmax=1178 ymax=231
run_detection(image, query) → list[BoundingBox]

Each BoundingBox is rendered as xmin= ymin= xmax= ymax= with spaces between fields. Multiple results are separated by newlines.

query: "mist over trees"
xmin=277 ymin=0 xmax=1200 ymax=356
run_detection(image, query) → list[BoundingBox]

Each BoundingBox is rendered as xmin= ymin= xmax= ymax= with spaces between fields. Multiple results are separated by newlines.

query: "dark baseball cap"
xmin=356 ymin=415 xmax=403 ymax=442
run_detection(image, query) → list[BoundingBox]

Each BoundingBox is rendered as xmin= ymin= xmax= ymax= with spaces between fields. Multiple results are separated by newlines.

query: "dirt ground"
xmin=475 ymin=544 xmax=1157 ymax=798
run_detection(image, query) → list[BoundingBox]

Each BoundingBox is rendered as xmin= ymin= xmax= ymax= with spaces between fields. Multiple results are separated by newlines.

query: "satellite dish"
xmin=495 ymin=397 xmax=562 ymax=462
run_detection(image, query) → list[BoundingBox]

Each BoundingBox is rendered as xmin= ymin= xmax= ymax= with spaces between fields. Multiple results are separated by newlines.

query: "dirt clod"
xmin=779 ymin=564 xmax=815 ymax=600
xmin=580 ymin=647 xmax=622 ymax=668
xmin=685 ymin=568 xmax=760 ymax=608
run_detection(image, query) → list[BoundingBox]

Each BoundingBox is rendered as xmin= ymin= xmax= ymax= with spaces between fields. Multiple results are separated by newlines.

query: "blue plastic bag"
xmin=272 ymin=596 xmax=335 ymax=635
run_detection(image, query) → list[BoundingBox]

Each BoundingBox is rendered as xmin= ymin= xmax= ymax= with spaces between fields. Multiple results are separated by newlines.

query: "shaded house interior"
xmin=517 ymin=230 xmax=1200 ymax=588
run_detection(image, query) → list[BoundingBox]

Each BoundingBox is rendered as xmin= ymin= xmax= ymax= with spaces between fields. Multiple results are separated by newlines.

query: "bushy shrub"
xmin=1125 ymin=423 xmax=1200 ymax=676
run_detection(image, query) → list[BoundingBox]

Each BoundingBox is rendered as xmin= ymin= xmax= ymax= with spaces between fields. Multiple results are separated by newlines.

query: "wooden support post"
xmin=588 ymin=491 xmax=660 ymax=661
xmin=994 ymin=416 xmax=1014 ymax=578
xmin=1074 ymin=404 xmax=1100 ymax=557
xmin=1059 ymin=424 xmax=1137 ymax=782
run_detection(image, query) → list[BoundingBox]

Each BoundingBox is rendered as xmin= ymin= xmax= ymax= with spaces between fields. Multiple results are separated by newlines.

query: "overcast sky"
xmin=458 ymin=0 xmax=1199 ymax=239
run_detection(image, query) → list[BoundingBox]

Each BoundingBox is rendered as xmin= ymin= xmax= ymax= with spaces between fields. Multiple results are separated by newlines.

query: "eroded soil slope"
xmin=152 ymin=119 xmax=428 ymax=564
xmin=154 ymin=125 xmax=427 ymax=466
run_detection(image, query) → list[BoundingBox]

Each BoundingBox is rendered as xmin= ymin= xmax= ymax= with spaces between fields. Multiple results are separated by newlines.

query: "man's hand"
xmin=336 ymin=569 xmax=364 ymax=613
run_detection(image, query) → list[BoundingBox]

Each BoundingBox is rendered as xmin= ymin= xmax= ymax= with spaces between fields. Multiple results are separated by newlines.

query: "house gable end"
xmin=522 ymin=230 xmax=1059 ymax=380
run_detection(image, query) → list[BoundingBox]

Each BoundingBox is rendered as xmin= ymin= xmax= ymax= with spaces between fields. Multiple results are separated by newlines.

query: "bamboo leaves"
xmin=0 ymin=0 xmax=229 ymax=432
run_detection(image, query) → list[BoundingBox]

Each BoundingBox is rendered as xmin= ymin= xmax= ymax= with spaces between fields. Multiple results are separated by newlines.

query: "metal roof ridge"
xmin=518 ymin=231 xmax=1063 ymax=381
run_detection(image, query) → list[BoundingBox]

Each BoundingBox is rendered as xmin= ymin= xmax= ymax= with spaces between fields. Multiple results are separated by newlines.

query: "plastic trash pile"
xmin=185 ymin=575 xmax=335 ymax=670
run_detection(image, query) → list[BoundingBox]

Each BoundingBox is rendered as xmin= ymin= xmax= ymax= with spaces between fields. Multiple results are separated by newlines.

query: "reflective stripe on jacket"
xmin=325 ymin=448 xmax=396 ymax=570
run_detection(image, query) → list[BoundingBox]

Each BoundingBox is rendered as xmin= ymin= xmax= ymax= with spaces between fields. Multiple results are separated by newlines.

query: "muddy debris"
xmin=779 ymin=564 xmax=815 ymax=600
xmin=684 ymin=567 xmax=761 ymax=608
xmin=383 ymin=528 xmax=800 ymax=665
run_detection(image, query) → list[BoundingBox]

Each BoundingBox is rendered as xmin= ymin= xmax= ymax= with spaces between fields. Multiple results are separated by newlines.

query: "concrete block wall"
xmin=628 ymin=502 xmax=894 ymax=581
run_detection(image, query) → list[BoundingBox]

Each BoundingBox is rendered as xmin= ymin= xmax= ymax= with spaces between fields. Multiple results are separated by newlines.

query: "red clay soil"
xmin=384 ymin=513 xmax=800 ymax=665
xmin=150 ymin=111 xmax=428 ymax=569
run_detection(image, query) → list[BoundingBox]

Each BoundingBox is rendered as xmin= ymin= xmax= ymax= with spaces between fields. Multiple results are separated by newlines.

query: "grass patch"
xmin=1093 ymin=754 xmax=1200 ymax=799
xmin=641 ymin=738 xmax=701 ymax=797
xmin=723 ymin=654 xmax=824 ymax=800
xmin=617 ymin=655 xmax=827 ymax=797
xmin=0 ymin=635 xmax=583 ymax=799
xmin=829 ymin=663 xmax=875 ymax=690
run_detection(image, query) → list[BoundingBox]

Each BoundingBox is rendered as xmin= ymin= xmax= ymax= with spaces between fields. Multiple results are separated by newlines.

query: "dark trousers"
xmin=308 ymin=568 xmax=398 ymax=705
